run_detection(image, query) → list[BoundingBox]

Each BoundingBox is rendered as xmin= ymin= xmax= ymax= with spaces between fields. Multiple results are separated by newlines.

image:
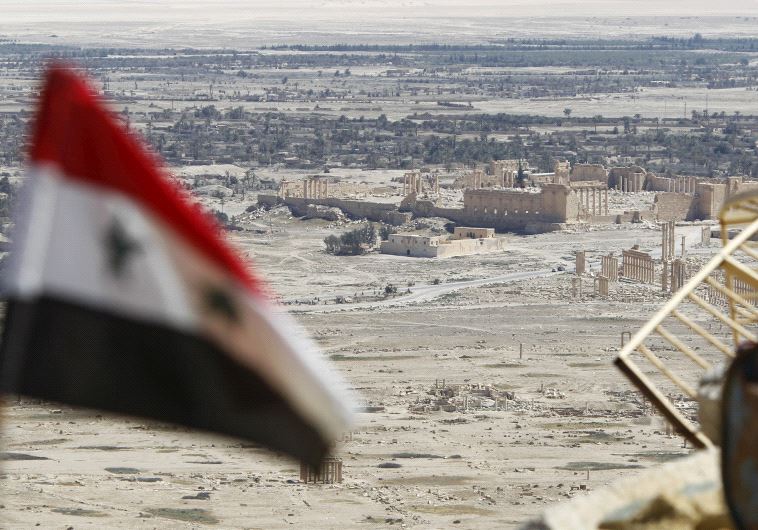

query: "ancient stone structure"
xmin=453 ymin=227 xmax=495 ymax=239
xmin=303 ymin=175 xmax=329 ymax=199
xmin=702 ymin=226 xmax=711 ymax=247
xmin=652 ymin=192 xmax=697 ymax=222
xmin=260 ymin=194 xmax=411 ymax=225
xmin=461 ymin=184 xmax=579 ymax=229
xmin=595 ymin=275 xmax=609 ymax=296
xmin=572 ymin=276 xmax=583 ymax=298
xmin=671 ymin=258 xmax=687 ymax=292
xmin=610 ymin=166 xmax=647 ymax=192
xmin=647 ymin=174 xmax=698 ymax=193
xmin=380 ymin=230 xmax=506 ymax=258
xmin=572 ymin=182 xmax=609 ymax=217
xmin=601 ymin=254 xmax=619 ymax=282
xmin=278 ymin=179 xmax=299 ymax=198
xmin=300 ymin=457 xmax=343 ymax=484
xmin=571 ymin=163 xmax=609 ymax=185
xmin=490 ymin=159 xmax=528 ymax=188
xmin=661 ymin=262 xmax=669 ymax=292
xmin=403 ymin=170 xmax=438 ymax=196
xmin=622 ymin=248 xmax=655 ymax=283
xmin=462 ymin=169 xmax=485 ymax=189
xmin=279 ymin=176 xmax=386 ymax=200
xmin=654 ymin=176 xmax=758 ymax=222
xmin=575 ymin=251 xmax=586 ymax=275
xmin=553 ymin=161 xmax=570 ymax=185
xmin=661 ymin=221 xmax=675 ymax=262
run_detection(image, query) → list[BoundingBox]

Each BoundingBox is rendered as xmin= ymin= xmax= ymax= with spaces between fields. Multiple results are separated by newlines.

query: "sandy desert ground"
xmin=0 ymin=186 xmax=721 ymax=528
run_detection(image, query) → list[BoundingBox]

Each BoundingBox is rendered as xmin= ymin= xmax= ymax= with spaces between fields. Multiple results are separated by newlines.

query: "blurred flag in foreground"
xmin=0 ymin=66 xmax=352 ymax=465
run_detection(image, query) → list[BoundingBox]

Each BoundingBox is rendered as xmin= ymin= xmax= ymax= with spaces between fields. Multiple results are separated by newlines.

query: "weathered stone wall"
xmin=694 ymin=183 xmax=726 ymax=219
xmin=380 ymin=234 xmax=442 ymax=257
xmin=284 ymin=197 xmax=396 ymax=220
xmin=257 ymin=193 xmax=280 ymax=208
xmin=452 ymin=227 xmax=495 ymax=239
xmin=436 ymin=237 xmax=506 ymax=258
xmin=609 ymin=166 xmax=646 ymax=191
xmin=692 ymin=179 xmax=758 ymax=219
xmin=259 ymin=195 xmax=410 ymax=225
xmin=380 ymin=233 xmax=506 ymax=258
xmin=414 ymin=186 xmax=576 ymax=232
xmin=571 ymin=164 xmax=608 ymax=184
xmin=264 ymin=183 xmax=610 ymax=235
xmin=653 ymin=192 xmax=697 ymax=221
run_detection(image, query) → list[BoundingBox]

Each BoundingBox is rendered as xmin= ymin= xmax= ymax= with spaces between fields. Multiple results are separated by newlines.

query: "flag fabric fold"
xmin=0 ymin=65 xmax=353 ymax=465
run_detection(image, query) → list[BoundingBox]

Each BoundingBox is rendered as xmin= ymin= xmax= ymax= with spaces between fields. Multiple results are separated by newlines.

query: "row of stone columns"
xmin=403 ymin=172 xmax=439 ymax=195
xmin=502 ymin=171 xmax=516 ymax=188
xmin=595 ymin=275 xmax=609 ymax=296
xmin=601 ymin=255 xmax=619 ymax=281
xmin=469 ymin=170 xmax=484 ymax=189
xmin=303 ymin=177 xmax=328 ymax=199
xmin=617 ymin=174 xmax=645 ymax=192
xmin=300 ymin=457 xmax=343 ymax=484
xmin=622 ymin=249 xmax=655 ymax=283
xmin=665 ymin=176 xmax=697 ymax=194
xmin=576 ymin=187 xmax=609 ymax=217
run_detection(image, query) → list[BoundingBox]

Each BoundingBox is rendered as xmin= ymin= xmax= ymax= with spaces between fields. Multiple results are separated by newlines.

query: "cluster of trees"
xmin=323 ymin=224 xmax=377 ymax=256
xmin=0 ymin=176 xmax=17 ymax=219
xmin=323 ymin=223 xmax=396 ymax=256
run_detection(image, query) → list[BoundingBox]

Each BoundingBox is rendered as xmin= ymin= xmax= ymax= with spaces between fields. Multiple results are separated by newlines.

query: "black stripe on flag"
xmin=0 ymin=296 xmax=329 ymax=465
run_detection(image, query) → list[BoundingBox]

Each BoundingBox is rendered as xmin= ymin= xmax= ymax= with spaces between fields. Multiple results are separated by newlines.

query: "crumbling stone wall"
xmin=609 ymin=166 xmax=646 ymax=191
xmin=553 ymin=161 xmax=571 ymax=184
xmin=647 ymin=174 xmax=697 ymax=193
xmin=260 ymin=195 xmax=410 ymax=225
xmin=380 ymin=233 xmax=506 ymax=258
xmin=653 ymin=193 xmax=697 ymax=222
xmin=571 ymin=164 xmax=608 ymax=185
xmin=694 ymin=183 xmax=727 ymax=220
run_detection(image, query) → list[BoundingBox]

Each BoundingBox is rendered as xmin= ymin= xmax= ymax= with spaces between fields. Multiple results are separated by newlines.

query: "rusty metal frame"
xmin=615 ymin=193 xmax=758 ymax=448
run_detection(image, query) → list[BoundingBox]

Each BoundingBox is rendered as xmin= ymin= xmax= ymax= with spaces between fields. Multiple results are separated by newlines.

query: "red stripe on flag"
xmin=29 ymin=64 xmax=263 ymax=295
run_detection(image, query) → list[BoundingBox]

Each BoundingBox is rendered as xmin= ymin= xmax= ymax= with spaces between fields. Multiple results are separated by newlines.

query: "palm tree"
xmin=593 ymin=115 xmax=603 ymax=133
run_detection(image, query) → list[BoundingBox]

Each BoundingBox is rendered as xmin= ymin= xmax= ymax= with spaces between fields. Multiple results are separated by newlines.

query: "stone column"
xmin=604 ymin=188 xmax=609 ymax=215
xmin=576 ymin=251 xmax=586 ymax=275
xmin=702 ymin=226 xmax=710 ymax=246
xmin=598 ymin=276 xmax=609 ymax=296
xmin=592 ymin=189 xmax=597 ymax=216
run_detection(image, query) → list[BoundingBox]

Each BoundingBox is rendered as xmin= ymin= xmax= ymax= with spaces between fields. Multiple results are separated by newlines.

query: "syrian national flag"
xmin=0 ymin=65 xmax=353 ymax=465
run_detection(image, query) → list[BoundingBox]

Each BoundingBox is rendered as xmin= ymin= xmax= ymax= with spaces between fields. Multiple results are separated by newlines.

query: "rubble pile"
xmin=409 ymin=381 xmax=517 ymax=414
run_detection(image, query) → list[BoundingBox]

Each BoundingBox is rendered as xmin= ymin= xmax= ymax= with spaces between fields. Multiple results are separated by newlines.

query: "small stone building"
xmin=380 ymin=229 xmax=505 ymax=258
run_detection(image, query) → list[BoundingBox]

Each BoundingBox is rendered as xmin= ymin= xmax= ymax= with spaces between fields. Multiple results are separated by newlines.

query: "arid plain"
xmin=1 ymin=186 xmax=717 ymax=528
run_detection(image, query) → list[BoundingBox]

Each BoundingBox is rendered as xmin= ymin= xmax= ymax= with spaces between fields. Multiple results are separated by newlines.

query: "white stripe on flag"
xmin=5 ymin=164 xmax=353 ymax=442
